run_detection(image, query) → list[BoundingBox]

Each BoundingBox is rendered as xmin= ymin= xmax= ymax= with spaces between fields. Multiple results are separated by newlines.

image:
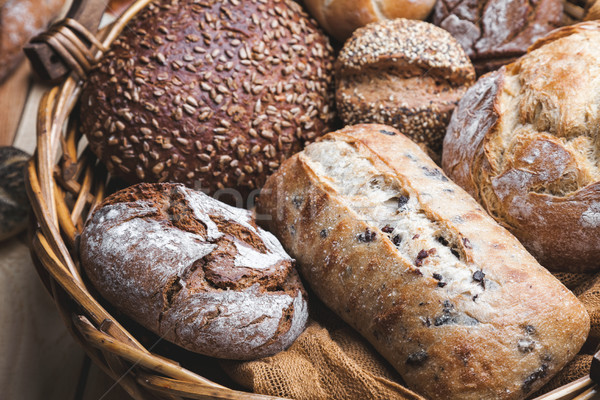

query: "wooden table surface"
xmin=1 ymin=44 xmax=129 ymax=400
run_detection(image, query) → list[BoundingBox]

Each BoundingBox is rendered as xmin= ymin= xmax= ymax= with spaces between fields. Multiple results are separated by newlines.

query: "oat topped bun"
xmin=336 ymin=19 xmax=475 ymax=159
xmin=80 ymin=0 xmax=335 ymax=197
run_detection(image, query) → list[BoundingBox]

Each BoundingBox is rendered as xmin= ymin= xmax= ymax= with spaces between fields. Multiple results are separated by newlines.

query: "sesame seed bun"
xmin=80 ymin=0 xmax=335 ymax=199
xmin=335 ymin=19 xmax=475 ymax=160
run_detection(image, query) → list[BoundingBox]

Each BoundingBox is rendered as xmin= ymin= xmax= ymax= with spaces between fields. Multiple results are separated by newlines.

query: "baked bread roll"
xmin=80 ymin=183 xmax=308 ymax=360
xmin=335 ymin=19 xmax=475 ymax=160
xmin=0 ymin=0 xmax=64 ymax=82
xmin=258 ymin=124 xmax=589 ymax=399
xmin=433 ymin=0 xmax=564 ymax=74
xmin=80 ymin=0 xmax=334 ymax=199
xmin=442 ymin=21 xmax=600 ymax=273
xmin=0 ymin=147 xmax=30 ymax=241
xmin=303 ymin=0 xmax=436 ymax=42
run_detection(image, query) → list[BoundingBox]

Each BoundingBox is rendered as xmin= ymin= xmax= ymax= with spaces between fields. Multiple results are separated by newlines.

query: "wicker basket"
xmin=24 ymin=0 xmax=600 ymax=399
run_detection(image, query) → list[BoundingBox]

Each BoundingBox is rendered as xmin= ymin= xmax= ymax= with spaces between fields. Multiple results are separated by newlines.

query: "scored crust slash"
xmin=258 ymin=124 xmax=590 ymax=400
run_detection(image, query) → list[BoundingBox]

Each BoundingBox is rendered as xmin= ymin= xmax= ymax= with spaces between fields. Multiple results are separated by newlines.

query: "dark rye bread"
xmin=442 ymin=21 xmax=600 ymax=273
xmin=258 ymin=124 xmax=589 ymax=399
xmin=433 ymin=0 xmax=564 ymax=74
xmin=335 ymin=19 xmax=475 ymax=159
xmin=80 ymin=0 xmax=335 ymax=197
xmin=79 ymin=183 xmax=308 ymax=360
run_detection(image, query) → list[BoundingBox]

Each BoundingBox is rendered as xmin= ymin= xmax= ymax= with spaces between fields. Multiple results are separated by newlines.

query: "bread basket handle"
xmin=24 ymin=0 xmax=107 ymax=83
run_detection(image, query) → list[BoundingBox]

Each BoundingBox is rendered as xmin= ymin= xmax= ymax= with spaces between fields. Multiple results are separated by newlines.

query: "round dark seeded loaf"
xmin=79 ymin=183 xmax=308 ymax=360
xmin=257 ymin=124 xmax=589 ymax=399
xmin=79 ymin=0 xmax=335 ymax=198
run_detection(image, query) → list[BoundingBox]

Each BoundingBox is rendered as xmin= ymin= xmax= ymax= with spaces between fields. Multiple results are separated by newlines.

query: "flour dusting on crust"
xmin=80 ymin=183 xmax=308 ymax=360
xmin=581 ymin=202 xmax=600 ymax=228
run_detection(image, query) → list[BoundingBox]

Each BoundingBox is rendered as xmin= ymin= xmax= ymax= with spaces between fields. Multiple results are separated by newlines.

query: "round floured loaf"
xmin=79 ymin=183 xmax=308 ymax=360
xmin=442 ymin=21 xmax=600 ymax=273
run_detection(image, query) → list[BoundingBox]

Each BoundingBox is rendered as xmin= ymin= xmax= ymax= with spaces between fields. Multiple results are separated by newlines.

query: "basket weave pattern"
xmin=26 ymin=1 xmax=284 ymax=398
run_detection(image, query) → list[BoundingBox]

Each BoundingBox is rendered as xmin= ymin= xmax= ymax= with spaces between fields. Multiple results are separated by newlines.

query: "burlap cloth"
xmin=221 ymin=272 xmax=600 ymax=399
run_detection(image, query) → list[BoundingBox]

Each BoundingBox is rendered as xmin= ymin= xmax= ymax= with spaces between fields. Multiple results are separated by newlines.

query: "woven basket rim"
xmin=25 ymin=1 xmax=286 ymax=398
xmin=24 ymin=0 xmax=599 ymax=399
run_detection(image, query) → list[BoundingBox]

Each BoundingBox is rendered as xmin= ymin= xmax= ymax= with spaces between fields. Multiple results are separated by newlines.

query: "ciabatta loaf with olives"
xmin=257 ymin=124 xmax=589 ymax=400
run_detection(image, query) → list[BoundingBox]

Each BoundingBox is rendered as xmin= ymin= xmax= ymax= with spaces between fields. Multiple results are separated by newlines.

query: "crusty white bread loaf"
xmin=442 ymin=21 xmax=600 ymax=273
xmin=257 ymin=124 xmax=590 ymax=400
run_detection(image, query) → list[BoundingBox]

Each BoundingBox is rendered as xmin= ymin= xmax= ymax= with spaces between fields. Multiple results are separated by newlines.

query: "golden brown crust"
xmin=258 ymin=124 xmax=589 ymax=400
xmin=302 ymin=0 xmax=436 ymax=42
xmin=442 ymin=69 xmax=504 ymax=198
xmin=80 ymin=0 xmax=335 ymax=198
xmin=528 ymin=20 xmax=600 ymax=51
xmin=442 ymin=22 xmax=600 ymax=272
